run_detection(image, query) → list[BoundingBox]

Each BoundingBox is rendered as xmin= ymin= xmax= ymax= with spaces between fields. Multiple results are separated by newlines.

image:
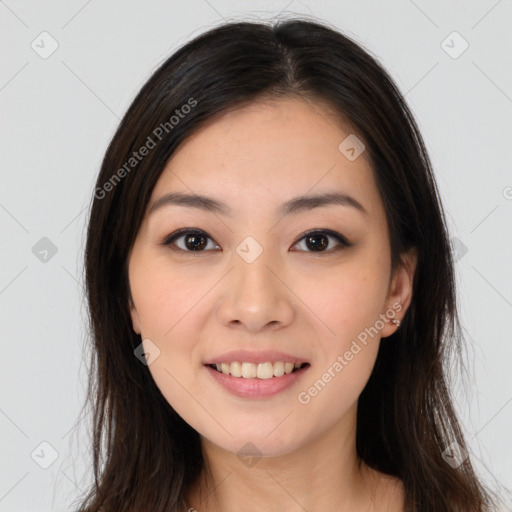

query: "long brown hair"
xmin=74 ymin=18 xmax=500 ymax=511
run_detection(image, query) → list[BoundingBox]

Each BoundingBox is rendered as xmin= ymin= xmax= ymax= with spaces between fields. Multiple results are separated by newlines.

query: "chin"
xmin=200 ymin=423 xmax=307 ymax=460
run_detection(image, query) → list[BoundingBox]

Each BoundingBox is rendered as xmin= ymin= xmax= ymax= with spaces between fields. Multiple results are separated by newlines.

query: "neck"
xmin=184 ymin=406 xmax=381 ymax=512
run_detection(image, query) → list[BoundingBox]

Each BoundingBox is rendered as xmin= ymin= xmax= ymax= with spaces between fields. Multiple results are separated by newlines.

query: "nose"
xmin=216 ymin=249 xmax=295 ymax=333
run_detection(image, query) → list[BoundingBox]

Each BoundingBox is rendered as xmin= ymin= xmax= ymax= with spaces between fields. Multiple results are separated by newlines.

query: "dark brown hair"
xmin=74 ymin=17 xmax=499 ymax=512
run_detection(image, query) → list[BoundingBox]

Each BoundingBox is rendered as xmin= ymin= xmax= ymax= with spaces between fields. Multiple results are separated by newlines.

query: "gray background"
xmin=1 ymin=1 xmax=511 ymax=510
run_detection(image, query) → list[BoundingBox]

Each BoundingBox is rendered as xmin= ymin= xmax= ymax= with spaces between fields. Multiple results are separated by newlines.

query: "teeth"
xmin=241 ymin=362 xmax=257 ymax=378
xmin=230 ymin=361 xmax=242 ymax=377
xmin=212 ymin=361 xmax=305 ymax=379
xmin=257 ymin=362 xmax=274 ymax=379
xmin=273 ymin=361 xmax=284 ymax=377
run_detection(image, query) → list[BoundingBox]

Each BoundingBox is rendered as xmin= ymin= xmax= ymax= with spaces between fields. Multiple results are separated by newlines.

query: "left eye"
xmin=291 ymin=230 xmax=351 ymax=253
xmin=162 ymin=229 xmax=350 ymax=253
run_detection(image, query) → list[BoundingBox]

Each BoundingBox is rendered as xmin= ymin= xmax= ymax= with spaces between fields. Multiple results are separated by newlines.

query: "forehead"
xmin=151 ymin=98 xmax=382 ymax=219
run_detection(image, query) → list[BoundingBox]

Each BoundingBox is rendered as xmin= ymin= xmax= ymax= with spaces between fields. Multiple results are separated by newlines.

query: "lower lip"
xmin=205 ymin=364 xmax=309 ymax=399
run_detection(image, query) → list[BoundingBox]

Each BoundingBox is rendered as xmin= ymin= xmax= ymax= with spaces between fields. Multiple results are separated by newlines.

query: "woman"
xmin=76 ymin=18 xmax=498 ymax=512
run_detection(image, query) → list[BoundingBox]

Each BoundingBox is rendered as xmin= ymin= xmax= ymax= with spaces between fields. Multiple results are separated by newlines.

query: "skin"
xmin=128 ymin=97 xmax=417 ymax=512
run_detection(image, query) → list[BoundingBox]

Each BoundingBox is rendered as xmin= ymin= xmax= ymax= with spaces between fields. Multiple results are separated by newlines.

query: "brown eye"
xmin=163 ymin=229 xmax=220 ymax=252
xmin=304 ymin=233 xmax=329 ymax=251
xmin=292 ymin=230 xmax=351 ymax=253
xmin=163 ymin=228 xmax=350 ymax=254
xmin=183 ymin=233 xmax=208 ymax=251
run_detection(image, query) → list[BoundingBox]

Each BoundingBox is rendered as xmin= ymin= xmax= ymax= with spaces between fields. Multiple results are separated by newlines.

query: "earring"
xmin=391 ymin=319 xmax=401 ymax=327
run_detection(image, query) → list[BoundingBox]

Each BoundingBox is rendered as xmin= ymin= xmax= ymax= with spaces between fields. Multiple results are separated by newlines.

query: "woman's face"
xmin=128 ymin=97 xmax=416 ymax=457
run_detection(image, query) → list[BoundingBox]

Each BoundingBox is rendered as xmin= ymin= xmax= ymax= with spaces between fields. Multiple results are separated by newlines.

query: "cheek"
xmin=129 ymin=256 xmax=211 ymax=409
xmin=130 ymin=256 xmax=209 ymax=339
xmin=295 ymin=267 xmax=387 ymax=417
xmin=292 ymin=256 xmax=389 ymax=406
xmin=297 ymin=257 xmax=390 ymax=343
xmin=296 ymin=343 xmax=378 ymax=433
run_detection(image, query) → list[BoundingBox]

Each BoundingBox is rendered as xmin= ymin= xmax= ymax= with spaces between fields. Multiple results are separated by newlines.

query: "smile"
xmin=205 ymin=361 xmax=310 ymax=399
xmin=209 ymin=361 xmax=309 ymax=379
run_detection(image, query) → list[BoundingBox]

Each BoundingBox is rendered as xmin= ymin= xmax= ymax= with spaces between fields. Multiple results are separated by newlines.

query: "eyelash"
xmin=161 ymin=228 xmax=352 ymax=255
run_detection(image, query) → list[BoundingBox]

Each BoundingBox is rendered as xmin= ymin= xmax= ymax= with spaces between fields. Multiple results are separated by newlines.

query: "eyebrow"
xmin=148 ymin=191 xmax=368 ymax=217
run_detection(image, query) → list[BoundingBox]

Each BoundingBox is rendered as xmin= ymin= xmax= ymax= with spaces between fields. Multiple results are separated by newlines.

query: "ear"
xmin=381 ymin=247 xmax=418 ymax=339
xmin=129 ymin=293 xmax=142 ymax=335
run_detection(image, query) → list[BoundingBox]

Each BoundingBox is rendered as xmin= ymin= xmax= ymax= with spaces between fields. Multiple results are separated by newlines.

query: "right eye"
xmin=162 ymin=228 xmax=221 ymax=253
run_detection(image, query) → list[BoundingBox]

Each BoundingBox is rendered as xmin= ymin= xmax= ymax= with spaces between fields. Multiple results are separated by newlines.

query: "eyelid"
xmin=162 ymin=228 xmax=220 ymax=253
xmin=162 ymin=228 xmax=351 ymax=253
xmin=290 ymin=229 xmax=351 ymax=251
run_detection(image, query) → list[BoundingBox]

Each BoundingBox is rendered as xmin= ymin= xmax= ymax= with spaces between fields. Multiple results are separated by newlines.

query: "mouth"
xmin=206 ymin=361 xmax=310 ymax=379
xmin=204 ymin=360 xmax=311 ymax=399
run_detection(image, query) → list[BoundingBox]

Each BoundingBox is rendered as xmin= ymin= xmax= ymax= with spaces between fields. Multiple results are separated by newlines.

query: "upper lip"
xmin=204 ymin=349 xmax=308 ymax=365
